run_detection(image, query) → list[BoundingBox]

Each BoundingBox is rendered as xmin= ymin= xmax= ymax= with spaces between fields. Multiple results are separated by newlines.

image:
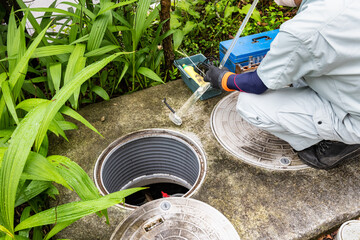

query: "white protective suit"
xmin=236 ymin=0 xmax=360 ymax=151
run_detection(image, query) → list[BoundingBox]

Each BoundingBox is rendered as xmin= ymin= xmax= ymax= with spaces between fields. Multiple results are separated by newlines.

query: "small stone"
xmin=101 ymin=116 xmax=106 ymax=122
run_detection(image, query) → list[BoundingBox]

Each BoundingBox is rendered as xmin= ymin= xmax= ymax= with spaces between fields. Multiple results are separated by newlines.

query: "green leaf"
xmin=0 ymin=225 xmax=14 ymax=239
xmin=134 ymin=0 xmax=152 ymax=47
xmin=115 ymin=62 xmax=129 ymax=89
xmin=15 ymin=181 xmax=52 ymax=208
xmin=84 ymin=45 xmax=120 ymax=57
xmin=97 ymin=0 xmax=137 ymax=16
xmin=91 ymin=86 xmax=110 ymax=101
xmin=173 ymin=30 xmax=184 ymax=51
xmin=59 ymin=106 xmax=102 ymax=137
xmin=32 ymin=45 xmax=75 ymax=58
xmin=1 ymin=81 xmax=19 ymax=125
xmin=34 ymin=52 xmax=124 ymax=151
xmin=57 ymin=121 xmax=78 ymax=131
xmin=21 ymin=152 xmax=71 ymax=190
xmin=18 ymin=207 xmax=31 ymax=239
xmin=49 ymin=63 xmax=62 ymax=93
xmin=8 ymin=21 xmax=52 ymax=101
xmin=224 ymin=6 xmax=236 ymax=19
xmin=26 ymin=8 xmax=80 ymax=19
xmin=87 ymin=11 xmax=111 ymax=51
xmin=60 ymin=1 xmax=96 ymax=19
xmin=16 ymin=99 xmax=49 ymax=112
xmin=0 ymin=102 xmax=49 ymax=232
xmin=44 ymin=220 xmax=78 ymax=240
xmin=182 ymin=21 xmax=196 ymax=35
xmin=15 ymin=188 xmax=144 ymax=231
xmin=137 ymin=67 xmax=164 ymax=83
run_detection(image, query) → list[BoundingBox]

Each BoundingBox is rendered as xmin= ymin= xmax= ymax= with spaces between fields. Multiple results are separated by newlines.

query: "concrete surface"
xmin=49 ymin=79 xmax=360 ymax=240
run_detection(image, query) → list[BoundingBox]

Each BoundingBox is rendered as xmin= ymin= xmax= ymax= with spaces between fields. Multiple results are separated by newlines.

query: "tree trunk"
xmin=160 ymin=0 xmax=175 ymax=71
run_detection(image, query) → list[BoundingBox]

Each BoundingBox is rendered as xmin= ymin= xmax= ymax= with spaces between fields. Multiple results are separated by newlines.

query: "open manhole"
xmin=110 ymin=197 xmax=241 ymax=240
xmin=94 ymin=129 xmax=206 ymax=209
xmin=211 ymin=92 xmax=310 ymax=171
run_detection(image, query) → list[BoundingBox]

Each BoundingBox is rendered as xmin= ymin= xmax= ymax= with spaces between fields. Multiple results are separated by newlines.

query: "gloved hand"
xmin=204 ymin=65 xmax=231 ymax=90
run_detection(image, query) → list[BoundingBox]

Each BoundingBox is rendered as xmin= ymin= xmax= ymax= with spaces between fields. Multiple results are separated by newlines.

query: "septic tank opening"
xmin=94 ymin=129 xmax=206 ymax=209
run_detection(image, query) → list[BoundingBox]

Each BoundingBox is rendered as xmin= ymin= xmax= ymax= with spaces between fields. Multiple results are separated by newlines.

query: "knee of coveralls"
xmin=235 ymin=89 xmax=326 ymax=151
xmin=236 ymin=91 xmax=282 ymax=132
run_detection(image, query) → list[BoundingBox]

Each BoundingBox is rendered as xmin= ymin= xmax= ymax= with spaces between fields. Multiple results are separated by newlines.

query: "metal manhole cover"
xmin=110 ymin=197 xmax=241 ymax=240
xmin=211 ymin=92 xmax=309 ymax=170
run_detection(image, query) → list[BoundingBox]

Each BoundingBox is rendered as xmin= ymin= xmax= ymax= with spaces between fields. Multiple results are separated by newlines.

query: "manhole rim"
xmin=94 ymin=128 xmax=207 ymax=210
xmin=210 ymin=92 xmax=310 ymax=171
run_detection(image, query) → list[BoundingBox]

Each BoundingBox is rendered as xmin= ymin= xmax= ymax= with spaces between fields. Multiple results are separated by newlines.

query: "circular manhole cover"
xmin=211 ymin=92 xmax=309 ymax=170
xmin=110 ymin=197 xmax=241 ymax=240
xmin=94 ymin=129 xmax=206 ymax=209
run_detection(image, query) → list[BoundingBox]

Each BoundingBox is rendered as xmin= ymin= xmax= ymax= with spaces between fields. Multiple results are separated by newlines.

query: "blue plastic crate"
xmin=174 ymin=54 xmax=222 ymax=100
xmin=219 ymin=29 xmax=279 ymax=73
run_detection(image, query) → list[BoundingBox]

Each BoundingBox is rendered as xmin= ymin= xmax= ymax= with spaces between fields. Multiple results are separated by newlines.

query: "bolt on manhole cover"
xmin=211 ymin=92 xmax=309 ymax=170
xmin=110 ymin=197 xmax=241 ymax=240
xmin=94 ymin=129 xmax=206 ymax=209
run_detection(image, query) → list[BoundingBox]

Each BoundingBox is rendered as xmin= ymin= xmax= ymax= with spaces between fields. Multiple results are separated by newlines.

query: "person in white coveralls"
xmin=205 ymin=0 xmax=360 ymax=169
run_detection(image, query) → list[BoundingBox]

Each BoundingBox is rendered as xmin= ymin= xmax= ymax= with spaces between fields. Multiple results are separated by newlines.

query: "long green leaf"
xmin=26 ymin=8 xmax=80 ymax=19
xmin=1 ymin=81 xmax=19 ymax=124
xmin=8 ymin=21 xmax=52 ymax=99
xmin=137 ymin=67 xmax=164 ymax=83
xmin=64 ymin=44 xmax=86 ymax=86
xmin=0 ymin=102 xmax=49 ymax=232
xmin=49 ymin=63 xmax=62 ymax=93
xmin=18 ymin=207 xmax=31 ymax=239
xmin=21 ymin=152 xmax=71 ymax=190
xmin=87 ymin=11 xmax=111 ymax=51
xmin=32 ymin=45 xmax=75 ymax=58
xmin=48 ymin=155 xmax=100 ymax=202
xmin=34 ymin=52 xmax=124 ymax=151
xmin=134 ymin=0 xmax=152 ymax=47
xmin=59 ymin=106 xmax=102 ymax=137
xmin=15 ymin=188 xmax=143 ymax=231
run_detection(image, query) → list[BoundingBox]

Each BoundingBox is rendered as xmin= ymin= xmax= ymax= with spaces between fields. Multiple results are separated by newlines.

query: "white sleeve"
xmin=257 ymin=31 xmax=317 ymax=90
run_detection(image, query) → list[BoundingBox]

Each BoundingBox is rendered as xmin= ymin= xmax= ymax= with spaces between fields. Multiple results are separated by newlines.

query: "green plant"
xmin=0 ymin=11 xmax=142 ymax=239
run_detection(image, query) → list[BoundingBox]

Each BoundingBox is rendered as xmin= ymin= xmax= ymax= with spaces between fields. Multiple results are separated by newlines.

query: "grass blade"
xmin=15 ymin=188 xmax=144 ymax=231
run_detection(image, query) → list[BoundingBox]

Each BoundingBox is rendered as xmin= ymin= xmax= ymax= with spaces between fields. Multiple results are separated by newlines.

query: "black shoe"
xmin=297 ymin=141 xmax=360 ymax=169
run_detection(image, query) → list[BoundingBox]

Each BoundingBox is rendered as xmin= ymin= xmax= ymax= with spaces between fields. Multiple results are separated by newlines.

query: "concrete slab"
xmin=49 ymin=80 xmax=360 ymax=240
